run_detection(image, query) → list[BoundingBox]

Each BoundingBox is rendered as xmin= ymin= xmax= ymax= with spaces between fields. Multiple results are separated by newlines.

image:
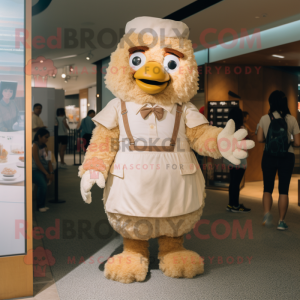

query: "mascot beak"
xmin=134 ymin=61 xmax=170 ymax=94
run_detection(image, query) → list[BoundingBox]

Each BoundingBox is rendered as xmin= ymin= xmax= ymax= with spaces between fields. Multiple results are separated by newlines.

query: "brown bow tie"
xmin=140 ymin=106 xmax=164 ymax=120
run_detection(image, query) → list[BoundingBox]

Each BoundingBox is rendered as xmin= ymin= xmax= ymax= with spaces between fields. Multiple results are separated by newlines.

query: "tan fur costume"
xmin=79 ymin=18 xmax=224 ymax=283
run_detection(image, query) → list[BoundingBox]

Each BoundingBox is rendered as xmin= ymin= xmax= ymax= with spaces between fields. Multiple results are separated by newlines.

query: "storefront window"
xmin=0 ymin=0 xmax=26 ymax=256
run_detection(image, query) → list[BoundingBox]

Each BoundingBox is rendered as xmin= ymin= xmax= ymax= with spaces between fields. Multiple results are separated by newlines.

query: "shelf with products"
xmin=205 ymin=100 xmax=244 ymax=190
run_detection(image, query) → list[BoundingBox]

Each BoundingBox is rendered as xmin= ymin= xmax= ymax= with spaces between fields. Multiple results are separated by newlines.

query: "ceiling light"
xmin=64 ymin=78 xmax=68 ymax=83
xmin=69 ymin=65 xmax=74 ymax=72
xmin=52 ymin=74 xmax=56 ymax=78
xmin=272 ymin=54 xmax=284 ymax=58
xmin=52 ymin=55 xmax=77 ymax=61
xmin=40 ymin=60 xmax=43 ymax=63
xmin=61 ymin=66 xmax=67 ymax=78
xmin=97 ymin=94 xmax=99 ymax=97
xmin=255 ymin=16 xmax=260 ymax=19
xmin=86 ymin=51 xmax=93 ymax=61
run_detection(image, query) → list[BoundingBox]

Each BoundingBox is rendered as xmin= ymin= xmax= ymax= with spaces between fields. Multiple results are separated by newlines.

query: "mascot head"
xmin=105 ymin=17 xmax=198 ymax=106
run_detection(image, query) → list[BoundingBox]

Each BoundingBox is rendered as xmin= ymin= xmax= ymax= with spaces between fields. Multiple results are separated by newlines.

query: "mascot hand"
xmin=80 ymin=170 xmax=106 ymax=204
xmin=217 ymin=119 xmax=255 ymax=165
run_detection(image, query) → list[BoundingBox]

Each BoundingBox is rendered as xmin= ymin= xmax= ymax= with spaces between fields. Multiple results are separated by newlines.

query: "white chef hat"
xmin=125 ymin=16 xmax=189 ymax=39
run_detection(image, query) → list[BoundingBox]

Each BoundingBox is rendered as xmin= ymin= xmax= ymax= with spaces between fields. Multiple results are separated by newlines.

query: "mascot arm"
xmin=186 ymin=124 xmax=223 ymax=159
xmin=78 ymin=123 xmax=120 ymax=179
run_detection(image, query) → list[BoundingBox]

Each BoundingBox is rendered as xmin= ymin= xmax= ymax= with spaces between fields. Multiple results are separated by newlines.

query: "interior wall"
xmin=238 ymin=68 xmax=264 ymax=182
xmin=191 ymin=92 xmax=205 ymax=109
xmin=79 ymin=88 xmax=88 ymax=120
xmin=205 ymin=64 xmax=298 ymax=182
xmin=88 ymin=86 xmax=97 ymax=112
xmin=54 ymin=89 xmax=65 ymax=111
xmin=101 ymin=57 xmax=115 ymax=109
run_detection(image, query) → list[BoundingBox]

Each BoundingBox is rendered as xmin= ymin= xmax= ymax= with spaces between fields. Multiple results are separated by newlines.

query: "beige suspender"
xmin=121 ymin=100 xmax=135 ymax=149
xmin=121 ymin=100 xmax=182 ymax=152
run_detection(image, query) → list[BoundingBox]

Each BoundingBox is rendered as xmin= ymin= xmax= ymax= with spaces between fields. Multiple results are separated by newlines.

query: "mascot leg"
xmin=158 ymin=236 xmax=204 ymax=278
xmin=104 ymin=238 xmax=149 ymax=283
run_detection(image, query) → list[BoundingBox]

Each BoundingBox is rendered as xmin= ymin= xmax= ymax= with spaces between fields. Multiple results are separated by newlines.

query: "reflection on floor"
xmin=16 ymin=157 xmax=300 ymax=300
xmin=15 ymin=217 xmax=60 ymax=300
xmin=241 ymin=175 xmax=300 ymax=206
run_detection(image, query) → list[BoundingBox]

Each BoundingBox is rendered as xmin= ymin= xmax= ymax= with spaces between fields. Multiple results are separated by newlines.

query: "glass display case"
xmin=65 ymin=105 xmax=80 ymax=130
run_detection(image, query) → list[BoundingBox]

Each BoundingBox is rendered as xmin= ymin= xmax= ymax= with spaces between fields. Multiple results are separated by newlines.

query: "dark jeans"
xmin=82 ymin=133 xmax=92 ymax=150
xmin=262 ymin=152 xmax=295 ymax=195
xmin=229 ymin=167 xmax=246 ymax=207
xmin=32 ymin=169 xmax=47 ymax=209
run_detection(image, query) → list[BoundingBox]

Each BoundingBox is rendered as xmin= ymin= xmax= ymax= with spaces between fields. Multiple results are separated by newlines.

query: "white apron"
xmin=102 ymin=100 xmax=206 ymax=218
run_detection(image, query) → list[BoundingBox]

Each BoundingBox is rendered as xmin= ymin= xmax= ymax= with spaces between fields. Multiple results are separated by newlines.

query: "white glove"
xmin=217 ymin=119 xmax=255 ymax=165
xmin=80 ymin=170 xmax=105 ymax=204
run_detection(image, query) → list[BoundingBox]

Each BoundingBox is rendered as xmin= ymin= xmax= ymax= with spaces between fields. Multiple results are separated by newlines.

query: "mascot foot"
xmin=104 ymin=238 xmax=149 ymax=283
xmin=158 ymin=236 xmax=204 ymax=278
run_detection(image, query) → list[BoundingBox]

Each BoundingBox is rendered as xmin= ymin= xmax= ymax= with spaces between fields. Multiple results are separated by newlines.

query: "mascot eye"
xmin=129 ymin=52 xmax=146 ymax=71
xmin=132 ymin=57 xmax=141 ymax=66
xmin=163 ymin=54 xmax=180 ymax=74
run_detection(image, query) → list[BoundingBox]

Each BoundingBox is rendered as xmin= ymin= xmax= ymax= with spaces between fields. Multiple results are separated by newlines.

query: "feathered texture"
xmin=158 ymin=236 xmax=204 ymax=278
xmin=78 ymin=124 xmax=120 ymax=179
xmin=104 ymin=192 xmax=206 ymax=240
xmin=186 ymin=124 xmax=223 ymax=159
xmin=78 ymin=23 xmax=224 ymax=283
xmin=104 ymin=238 xmax=149 ymax=283
xmin=105 ymin=33 xmax=199 ymax=106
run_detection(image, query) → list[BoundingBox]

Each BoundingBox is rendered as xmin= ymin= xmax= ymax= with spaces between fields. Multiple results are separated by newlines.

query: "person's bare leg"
xmin=278 ymin=194 xmax=288 ymax=221
xmin=58 ymin=144 xmax=62 ymax=163
xmin=60 ymin=144 xmax=67 ymax=164
xmin=263 ymin=192 xmax=273 ymax=214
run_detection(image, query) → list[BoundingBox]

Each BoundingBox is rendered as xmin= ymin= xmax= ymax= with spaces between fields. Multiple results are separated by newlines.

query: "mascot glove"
xmin=217 ymin=119 xmax=255 ymax=165
xmin=80 ymin=170 xmax=105 ymax=204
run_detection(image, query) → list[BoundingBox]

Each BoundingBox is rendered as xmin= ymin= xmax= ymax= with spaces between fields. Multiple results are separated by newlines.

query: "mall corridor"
xmin=28 ymin=165 xmax=300 ymax=300
xmin=2 ymin=0 xmax=300 ymax=299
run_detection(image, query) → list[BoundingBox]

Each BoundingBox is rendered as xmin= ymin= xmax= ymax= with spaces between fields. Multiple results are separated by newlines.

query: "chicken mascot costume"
xmin=79 ymin=16 xmax=255 ymax=283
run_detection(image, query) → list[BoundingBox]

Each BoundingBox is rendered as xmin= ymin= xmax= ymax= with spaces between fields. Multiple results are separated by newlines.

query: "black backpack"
xmin=264 ymin=113 xmax=290 ymax=157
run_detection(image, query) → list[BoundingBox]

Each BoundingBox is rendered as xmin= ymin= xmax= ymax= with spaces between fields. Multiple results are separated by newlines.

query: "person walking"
xmin=32 ymin=128 xmax=54 ymax=212
xmin=56 ymin=108 xmax=70 ymax=168
xmin=257 ymin=90 xmax=300 ymax=230
xmin=226 ymin=107 xmax=251 ymax=213
xmin=79 ymin=110 xmax=96 ymax=150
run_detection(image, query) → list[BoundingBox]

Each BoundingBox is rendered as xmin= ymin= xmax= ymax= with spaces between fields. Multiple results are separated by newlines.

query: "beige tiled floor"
xmin=240 ymin=174 xmax=300 ymax=206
